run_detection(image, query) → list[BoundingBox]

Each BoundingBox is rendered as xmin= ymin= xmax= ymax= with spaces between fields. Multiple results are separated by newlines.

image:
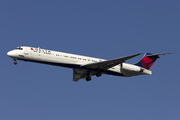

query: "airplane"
xmin=7 ymin=46 xmax=174 ymax=82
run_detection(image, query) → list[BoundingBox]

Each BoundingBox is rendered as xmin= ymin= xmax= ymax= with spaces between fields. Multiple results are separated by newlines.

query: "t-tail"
xmin=135 ymin=52 xmax=174 ymax=70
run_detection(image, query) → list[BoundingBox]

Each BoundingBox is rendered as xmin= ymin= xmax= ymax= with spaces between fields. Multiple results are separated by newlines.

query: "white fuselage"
xmin=7 ymin=46 xmax=152 ymax=78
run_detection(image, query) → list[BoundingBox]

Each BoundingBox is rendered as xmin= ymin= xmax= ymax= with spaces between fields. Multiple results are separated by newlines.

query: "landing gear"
xmin=96 ymin=72 xmax=102 ymax=77
xmin=13 ymin=58 xmax=17 ymax=65
xmin=86 ymin=76 xmax=91 ymax=81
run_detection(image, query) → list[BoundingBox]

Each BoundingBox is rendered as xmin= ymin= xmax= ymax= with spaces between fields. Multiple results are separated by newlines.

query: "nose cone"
xmin=7 ymin=50 xmax=16 ymax=58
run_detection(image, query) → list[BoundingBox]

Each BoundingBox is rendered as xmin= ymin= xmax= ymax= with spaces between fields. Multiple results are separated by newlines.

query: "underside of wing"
xmin=73 ymin=69 xmax=97 ymax=82
xmin=73 ymin=69 xmax=83 ymax=82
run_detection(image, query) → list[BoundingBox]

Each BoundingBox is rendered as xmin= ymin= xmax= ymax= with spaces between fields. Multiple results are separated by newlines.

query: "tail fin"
xmin=135 ymin=53 xmax=158 ymax=70
xmin=134 ymin=52 xmax=174 ymax=70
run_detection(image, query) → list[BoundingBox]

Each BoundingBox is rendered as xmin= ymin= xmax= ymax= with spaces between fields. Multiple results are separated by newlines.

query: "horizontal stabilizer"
xmin=146 ymin=52 xmax=174 ymax=57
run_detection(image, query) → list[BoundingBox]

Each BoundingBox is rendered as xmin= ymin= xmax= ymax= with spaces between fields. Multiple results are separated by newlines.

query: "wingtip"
xmin=159 ymin=52 xmax=175 ymax=55
xmin=169 ymin=52 xmax=175 ymax=54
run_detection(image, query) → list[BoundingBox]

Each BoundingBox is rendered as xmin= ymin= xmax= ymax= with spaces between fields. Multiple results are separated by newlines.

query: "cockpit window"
xmin=15 ymin=47 xmax=23 ymax=50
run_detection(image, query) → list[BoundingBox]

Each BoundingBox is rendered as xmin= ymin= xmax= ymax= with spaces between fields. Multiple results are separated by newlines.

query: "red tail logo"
xmin=135 ymin=53 xmax=159 ymax=70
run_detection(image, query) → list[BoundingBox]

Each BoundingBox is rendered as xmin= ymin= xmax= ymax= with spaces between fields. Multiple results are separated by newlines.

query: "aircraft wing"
xmin=73 ymin=69 xmax=96 ymax=82
xmin=73 ymin=69 xmax=83 ymax=82
xmin=73 ymin=53 xmax=142 ymax=82
xmin=82 ymin=53 xmax=142 ymax=71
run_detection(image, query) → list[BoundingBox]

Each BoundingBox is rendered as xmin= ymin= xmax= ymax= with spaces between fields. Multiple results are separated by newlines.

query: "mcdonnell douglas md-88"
xmin=7 ymin=46 xmax=173 ymax=82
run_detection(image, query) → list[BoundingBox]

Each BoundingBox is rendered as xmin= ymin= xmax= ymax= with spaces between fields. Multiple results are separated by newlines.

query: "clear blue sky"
xmin=1 ymin=0 xmax=179 ymax=120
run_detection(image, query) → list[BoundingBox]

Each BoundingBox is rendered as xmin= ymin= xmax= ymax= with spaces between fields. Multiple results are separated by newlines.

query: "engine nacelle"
xmin=120 ymin=63 xmax=152 ymax=77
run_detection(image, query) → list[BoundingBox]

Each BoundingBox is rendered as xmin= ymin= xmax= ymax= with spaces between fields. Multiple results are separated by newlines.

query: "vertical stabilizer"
xmin=135 ymin=53 xmax=159 ymax=70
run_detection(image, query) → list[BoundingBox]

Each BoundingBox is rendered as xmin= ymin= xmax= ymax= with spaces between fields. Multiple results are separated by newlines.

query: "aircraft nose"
xmin=7 ymin=50 xmax=16 ymax=58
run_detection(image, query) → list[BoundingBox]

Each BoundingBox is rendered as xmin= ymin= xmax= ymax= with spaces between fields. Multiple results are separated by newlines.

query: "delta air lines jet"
xmin=7 ymin=46 xmax=173 ymax=82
